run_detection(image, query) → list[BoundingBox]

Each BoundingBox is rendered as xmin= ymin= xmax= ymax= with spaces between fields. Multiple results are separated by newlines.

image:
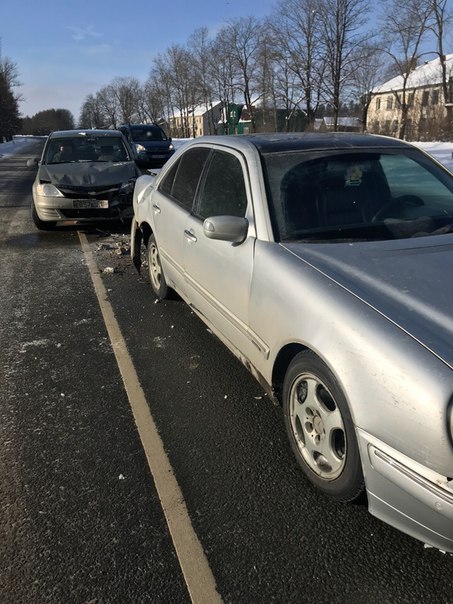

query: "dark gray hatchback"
xmin=118 ymin=124 xmax=174 ymax=168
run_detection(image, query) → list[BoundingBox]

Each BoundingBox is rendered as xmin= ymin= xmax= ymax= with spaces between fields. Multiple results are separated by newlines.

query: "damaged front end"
xmin=48 ymin=179 xmax=136 ymax=222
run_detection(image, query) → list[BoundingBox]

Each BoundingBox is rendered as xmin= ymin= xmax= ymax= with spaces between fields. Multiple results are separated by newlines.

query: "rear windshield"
xmin=45 ymin=136 xmax=131 ymax=164
xmin=262 ymin=148 xmax=453 ymax=242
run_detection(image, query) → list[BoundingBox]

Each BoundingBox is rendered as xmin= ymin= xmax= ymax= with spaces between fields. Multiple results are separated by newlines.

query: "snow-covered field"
xmin=2 ymin=135 xmax=453 ymax=172
xmin=0 ymin=135 xmax=42 ymax=159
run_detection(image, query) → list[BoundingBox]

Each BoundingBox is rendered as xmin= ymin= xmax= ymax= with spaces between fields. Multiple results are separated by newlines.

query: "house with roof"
xmin=313 ymin=117 xmax=362 ymax=132
xmin=171 ymin=99 xmax=307 ymax=137
xmin=218 ymin=101 xmax=307 ymax=134
xmin=366 ymin=54 xmax=453 ymax=140
xmin=170 ymin=102 xmax=222 ymax=137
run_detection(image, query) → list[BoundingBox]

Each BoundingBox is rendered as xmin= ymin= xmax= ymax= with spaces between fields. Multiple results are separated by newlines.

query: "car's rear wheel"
xmin=147 ymin=233 xmax=173 ymax=300
xmin=31 ymin=202 xmax=56 ymax=230
xmin=283 ymin=350 xmax=364 ymax=502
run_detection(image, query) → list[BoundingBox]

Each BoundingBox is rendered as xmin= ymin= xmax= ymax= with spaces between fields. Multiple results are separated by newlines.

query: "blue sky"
xmin=1 ymin=0 xmax=277 ymax=120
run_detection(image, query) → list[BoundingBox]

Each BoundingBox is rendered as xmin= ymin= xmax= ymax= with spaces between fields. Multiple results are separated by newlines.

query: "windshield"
xmin=45 ymin=136 xmax=131 ymax=164
xmin=262 ymin=148 xmax=453 ymax=242
xmin=130 ymin=127 xmax=166 ymax=142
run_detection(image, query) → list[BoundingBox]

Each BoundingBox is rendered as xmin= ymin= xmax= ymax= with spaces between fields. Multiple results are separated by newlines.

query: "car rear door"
xmin=151 ymin=147 xmax=210 ymax=295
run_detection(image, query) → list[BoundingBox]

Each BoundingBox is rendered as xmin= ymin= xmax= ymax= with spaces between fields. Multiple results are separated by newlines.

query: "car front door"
xmin=182 ymin=148 xmax=261 ymax=361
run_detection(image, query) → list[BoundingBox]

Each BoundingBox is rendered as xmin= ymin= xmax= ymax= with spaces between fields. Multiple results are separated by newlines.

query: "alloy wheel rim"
xmin=289 ymin=372 xmax=346 ymax=480
xmin=149 ymin=243 xmax=162 ymax=290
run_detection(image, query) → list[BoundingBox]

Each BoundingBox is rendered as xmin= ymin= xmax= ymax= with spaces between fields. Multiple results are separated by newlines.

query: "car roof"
xmin=121 ymin=124 xmax=162 ymax=129
xmin=190 ymin=132 xmax=414 ymax=154
xmin=49 ymin=129 xmax=123 ymax=139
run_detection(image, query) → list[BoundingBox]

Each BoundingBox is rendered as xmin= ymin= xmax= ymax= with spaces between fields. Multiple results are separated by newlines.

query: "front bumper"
xmin=358 ymin=429 xmax=453 ymax=552
xmin=33 ymin=192 xmax=134 ymax=223
xmin=136 ymin=150 xmax=174 ymax=168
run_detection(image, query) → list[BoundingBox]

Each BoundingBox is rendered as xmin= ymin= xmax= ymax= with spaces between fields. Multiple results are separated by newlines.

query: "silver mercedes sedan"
xmin=130 ymin=133 xmax=453 ymax=552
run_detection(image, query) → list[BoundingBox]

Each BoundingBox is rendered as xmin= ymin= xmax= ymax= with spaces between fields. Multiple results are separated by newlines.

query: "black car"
xmin=118 ymin=124 xmax=174 ymax=169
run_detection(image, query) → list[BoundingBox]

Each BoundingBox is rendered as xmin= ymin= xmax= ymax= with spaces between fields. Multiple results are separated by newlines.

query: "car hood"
xmin=283 ymin=234 xmax=453 ymax=368
xmin=39 ymin=162 xmax=137 ymax=187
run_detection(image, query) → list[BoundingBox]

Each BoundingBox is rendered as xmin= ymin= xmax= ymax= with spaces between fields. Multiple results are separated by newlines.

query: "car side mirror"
xmin=27 ymin=157 xmax=40 ymax=167
xmin=203 ymin=215 xmax=248 ymax=243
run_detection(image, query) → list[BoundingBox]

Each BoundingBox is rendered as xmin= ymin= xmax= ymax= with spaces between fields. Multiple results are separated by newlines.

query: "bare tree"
xmin=218 ymin=17 xmax=264 ymax=132
xmin=350 ymin=44 xmax=387 ymax=131
xmin=0 ymin=40 xmax=23 ymax=105
xmin=379 ymin=0 xmax=434 ymax=139
xmin=96 ymin=85 xmax=120 ymax=129
xmin=188 ymin=28 xmax=219 ymax=134
xmin=267 ymin=0 xmax=325 ymax=128
xmin=78 ymin=93 xmax=107 ymax=128
xmin=254 ymin=28 xmax=278 ymax=132
xmin=139 ymin=79 xmax=166 ymax=124
xmin=428 ymin=0 xmax=453 ymax=134
xmin=318 ymin=0 xmax=370 ymax=129
xmin=208 ymin=32 xmax=240 ymax=134
xmin=108 ymin=77 xmax=142 ymax=124
xmin=153 ymin=45 xmax=201 ymax=138
xmin=149 ymin=56 xmax=180 ymax=135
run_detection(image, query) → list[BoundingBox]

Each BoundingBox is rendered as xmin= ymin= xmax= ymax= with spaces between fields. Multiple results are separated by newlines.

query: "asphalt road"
xmin=1 ymin=138 xmax=453 ymax=604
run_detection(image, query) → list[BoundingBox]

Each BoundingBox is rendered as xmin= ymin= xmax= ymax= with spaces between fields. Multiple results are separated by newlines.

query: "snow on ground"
xmin=1 ymin=135 xmax=453 ymax=172
xmin=0 ymin=136 xmax=40 ymax=159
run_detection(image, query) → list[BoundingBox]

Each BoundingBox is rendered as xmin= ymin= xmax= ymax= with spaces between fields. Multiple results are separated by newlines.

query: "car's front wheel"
xmin=31 ymin=202 xmax=56 ymax=230
xmin=147 ymin=233 xmax=174 ymax=300
xmin=283 ymin=350 xmax=364 ymax=502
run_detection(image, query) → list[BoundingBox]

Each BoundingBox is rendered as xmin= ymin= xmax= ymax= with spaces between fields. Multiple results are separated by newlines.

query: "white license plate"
xmin=152 ymin=154 xmax=165 ymax=159
xmin=73 ymin=199 xmax=108 ymax=209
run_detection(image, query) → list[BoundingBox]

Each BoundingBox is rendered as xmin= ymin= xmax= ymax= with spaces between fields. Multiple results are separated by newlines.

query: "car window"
xmin=161 ymin=147 xmax=210 ymax=209
xmin=158 ymin=161 xmax=180 ymax=195
xmin=131 ymin=127 xmax=166 ymax=141
xmin=196 ymin=150 xmax=248 ymax=219
xmin=379 ymin=154 xmax=451 ymax=202
xmin=45 ymin=136 xmax=130 ymax=164
xmin=263 ymin=149 xmax=453 ymax=242
xmin=159 ymin=160 xmax=179 ymax=197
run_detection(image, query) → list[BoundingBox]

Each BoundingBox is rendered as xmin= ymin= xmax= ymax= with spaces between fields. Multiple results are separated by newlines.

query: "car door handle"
xmin=184 ymin=229 xmax=197 ymax=243
xmin=152 ymin=203 xmax=161 ymax=214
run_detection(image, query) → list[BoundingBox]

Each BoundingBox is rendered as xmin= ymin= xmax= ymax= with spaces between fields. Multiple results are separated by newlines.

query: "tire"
xmin=283 ymin=350 xmax=364 ymax=502
xmin=32 ymin=202 xmax=56 ymax=230
xmin=146 ymin=233 xmax=174 ymax=300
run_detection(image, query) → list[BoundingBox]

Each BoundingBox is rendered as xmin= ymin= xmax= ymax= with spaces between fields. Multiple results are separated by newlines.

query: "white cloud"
xmin=66 ymin=24 xmax=101 ymax=41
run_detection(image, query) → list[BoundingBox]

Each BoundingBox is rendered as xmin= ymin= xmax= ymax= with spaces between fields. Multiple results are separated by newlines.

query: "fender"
xmin=130 ymin=219 xmax=143 ymax=274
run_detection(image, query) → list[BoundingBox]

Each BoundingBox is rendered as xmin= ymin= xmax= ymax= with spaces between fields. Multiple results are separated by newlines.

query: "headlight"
xmin=169 ymin=144 xmax=174 ymax=151
xmin=36 ymin=183 xmax=64 ymax=197
xmin=135 ymin=144 xmax=146 ymax=152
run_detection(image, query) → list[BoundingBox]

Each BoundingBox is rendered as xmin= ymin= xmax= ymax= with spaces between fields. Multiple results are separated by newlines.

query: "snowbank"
xmin=0 ymin=135 xmax=39 ymax=159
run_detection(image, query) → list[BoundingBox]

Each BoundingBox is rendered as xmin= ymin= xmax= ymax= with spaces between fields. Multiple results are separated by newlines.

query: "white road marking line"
xmin=79 ymin=232 xmax=222 ymax=604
